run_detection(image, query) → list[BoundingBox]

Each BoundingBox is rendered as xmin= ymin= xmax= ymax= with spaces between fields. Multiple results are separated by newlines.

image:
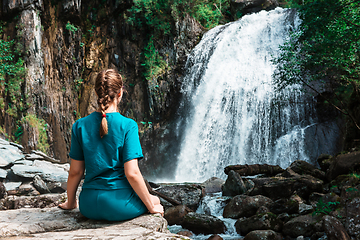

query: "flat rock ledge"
xmin=0 ymin=207 xmax=190 ymax=240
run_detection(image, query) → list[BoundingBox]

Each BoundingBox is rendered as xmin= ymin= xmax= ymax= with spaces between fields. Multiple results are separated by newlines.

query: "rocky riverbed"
xmin=1 ymin=136 xmax=360 ymax=239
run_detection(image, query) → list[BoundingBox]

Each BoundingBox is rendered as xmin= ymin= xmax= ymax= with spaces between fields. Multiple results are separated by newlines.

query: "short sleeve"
xmin=69 ymin=121 xmax=85 ymax=161
xmin=122 ymin=121 xmax=143 ymax=163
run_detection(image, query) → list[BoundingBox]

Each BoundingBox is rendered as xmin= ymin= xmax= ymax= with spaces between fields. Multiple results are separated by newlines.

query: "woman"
xmin=59 ymin=69 xmax=163 ymax=221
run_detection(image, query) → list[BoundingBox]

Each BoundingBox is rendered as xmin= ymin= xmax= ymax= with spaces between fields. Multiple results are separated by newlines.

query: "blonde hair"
xmin=95 ymin=69 xmax=123 ymax=138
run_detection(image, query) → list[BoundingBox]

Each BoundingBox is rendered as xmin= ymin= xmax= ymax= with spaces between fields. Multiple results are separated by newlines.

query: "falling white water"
xmin=174 ymin=8 xmax=315 ymax=182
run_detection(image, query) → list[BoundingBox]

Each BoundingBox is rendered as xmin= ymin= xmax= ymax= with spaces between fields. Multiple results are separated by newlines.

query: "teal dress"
xmin=69 ymin=112 xmax=147 ymax=221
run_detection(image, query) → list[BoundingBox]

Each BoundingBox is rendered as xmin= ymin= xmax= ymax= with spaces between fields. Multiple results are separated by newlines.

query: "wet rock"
xmin=235 ymin=212 xmax=282 ymax=235
xmin=201 ymin=177 xmax=225 ymax=194
xmin=345 ymin=197 xmax=360 ymax=237
xmin=326 ymin=151 xmax=360 ymax=181
xmin=0 ymin=208 xmax=187 ymax=239
xmin=222 ymin=170 xmax=247 ymax=196
xmin=0 ymin=144 xmax=25 ymax=167
xmin=262 ymin=178 xmax=296 ymax=200
xmin=33 ymin=175 xmax=51 ymax=194
xmin=157 ymin=184 xmax=203 ymax=211
xmin=282 ymin=214 xmax=321 ymax=238
xmin=317 ymin=154 xmax=333 ymax=171
xmin=323 ymin=215 xmax=350 ymax=240
xmin=289 ymin=160 xmax=326 ymax=180
xmin=223 ymin=195 xmax=273 ymax=218
xmin=182 ymin=212 xmax=226 ymax=234
xmin=164 ymin=205 xmax=190 ymax=225
xmin=269 ymin=198 xmax=299 ymax=214
xmin=244 ymin=230 xmax=283 ymax=240
xmin=207 ymin=234 xmax=223 ymax=240
xmin=224 ymin=164 xmax=284 ymax=177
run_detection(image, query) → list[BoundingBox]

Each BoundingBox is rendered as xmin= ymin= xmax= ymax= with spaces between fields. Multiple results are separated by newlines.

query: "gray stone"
xmin=182 ymin=212 xmax=226 ymax=234
xmin=31 ymin=150 xmax=61 ymax=163
xmin=345 ymin=197 xmax=360 ymax=238
xmin=11 ymin=160 xmax=68 ymax=182
xmin=222 ymin=170 xmax=247 ymax=196
xmin=223 ymin=195 xmax=273 ymax=218
xmin=299 ymin=203 xmax=313 ymax=215
xmin=0 ymin=168 xmax=8 ymax=179
xmin=0 ymin=207 xmax=189 ymax=239
xmin=0 ymin=138 xmax=9 ymax=145
xmin=282 ymin=214 xmax=320 ymax=238
xmin=201 ymin=177 xmax=225 ymax=194
xmin=46 ymin=181 xmax=67 ymax=193
xmin=0 ymin=144 xmax=25 ymax=167
xmin=4 ymin=182 xmax=22 ymax=191
xmin=25 ymin=153 xmax=45 ymax=161
xmin=323 ymin=215 xmax=350 ymax=240
xmin=33 ymin=175 xmax=50 ymax=194
xmin=235 ymin=212 xmax=283 ymax=236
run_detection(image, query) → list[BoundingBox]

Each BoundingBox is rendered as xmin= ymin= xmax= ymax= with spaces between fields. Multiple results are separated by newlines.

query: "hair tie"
xmin=102 ymin=113 xmax=106 ymax=118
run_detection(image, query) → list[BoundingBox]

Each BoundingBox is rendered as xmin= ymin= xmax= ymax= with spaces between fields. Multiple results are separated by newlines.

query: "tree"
xmin=272 ymin=0 xmax=360 ymax=130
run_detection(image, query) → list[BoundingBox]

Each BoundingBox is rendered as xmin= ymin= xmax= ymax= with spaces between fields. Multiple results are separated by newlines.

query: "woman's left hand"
xmin=59 ymin=200 xmax=78 ymax=210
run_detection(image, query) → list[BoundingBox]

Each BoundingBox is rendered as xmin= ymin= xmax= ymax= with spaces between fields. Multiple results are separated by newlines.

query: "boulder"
xmin=222 ymin=170 xmax=247 ymax=196
xmin=289 ymin=160 xmax=325 ymax=180
xmin=0 ymin=207 xmax=189 ymax=239
xmin=164 ymin=205 xmax=190 ymax=225
xmin=317 ymin=154 xmax=333 ymax=171
xmin=33 ymin=175 xmax=51 ymax=194
xmin=268 ymin=198 xmax=299 ymax=214
xmin=282 ymin=214 xmax=321 ymax=238
xmin=156 ymin=184 xmax=203 ymax=211
xmin=224 ymin=164 xmax=284 ymax=176
xmin=244 ymin=230 xmax=283 ymax=240
xmin=345 ymin=197 xmax=360 ymax=237
xmin=0 ymin=144 xmax=25 ymax=167
xmin=235 ymin=212 xmax=282 ymax=235
xmin=323 ymin=215 xmax=350 ymax=240
xmin=326 ymin=151 xmax=360 ymax=181
xmin=207 ymin=234 xmax=223 ymax=240
xmin=223 ymin=195 xmax=273 ymax=218
xmin=182 ymin=212 xmax=226 ymax=234
xmin=292 ymin=175 xmax=324 ymax=200
xmin=201 ymin=177 xmax=225 ymax=194
xmin=261 ymin=178 xmax=296 ymax=200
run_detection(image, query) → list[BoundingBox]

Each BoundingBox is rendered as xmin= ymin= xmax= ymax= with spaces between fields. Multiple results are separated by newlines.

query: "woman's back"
xmin=70 ymin=112 xmax=143 ymax=190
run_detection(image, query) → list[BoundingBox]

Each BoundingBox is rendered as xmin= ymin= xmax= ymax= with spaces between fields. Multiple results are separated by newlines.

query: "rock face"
xmin=0 ymin=207 xmax=189 ymax=239
xmin=230 ymin=0 xmax=279 ymax=17
xmin=326 ymin=151 xmax=360 ymax=181
xmin=0 ymin=0 xmax=204 ymax=181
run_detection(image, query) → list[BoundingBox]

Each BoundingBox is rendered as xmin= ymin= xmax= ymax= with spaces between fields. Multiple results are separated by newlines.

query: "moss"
xmin=21 ymin=114 xmax=49 ymax=153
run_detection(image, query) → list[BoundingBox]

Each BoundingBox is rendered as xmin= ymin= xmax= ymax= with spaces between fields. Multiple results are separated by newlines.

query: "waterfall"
xmin=174 ymin=8 xmax=317 ymax=182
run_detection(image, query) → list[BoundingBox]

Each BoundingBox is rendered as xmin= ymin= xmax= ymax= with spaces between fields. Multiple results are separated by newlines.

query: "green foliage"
xmin=142 ymin=36 xmax=167 ymax=81
xmin=313 ymin=198 xmax=340 ymax=215
xmin=74 ymin=78 xmax=84 ymax=92
xmin=272 ymin=0 xmax=360 ymax=129
xmin=21 ymin=114 xmax=49 ymax=153
xmin=0 ymin=25 xmax=27 ymax=118
xmin=65 ymin=22 xmax=78 ymax=33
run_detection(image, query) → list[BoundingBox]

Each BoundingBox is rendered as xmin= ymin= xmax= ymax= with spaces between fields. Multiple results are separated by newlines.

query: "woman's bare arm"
xmin=59 ymin=159 xmax=85 ymax=210
xmin=124 ymin=159 xmax=164 ymax=215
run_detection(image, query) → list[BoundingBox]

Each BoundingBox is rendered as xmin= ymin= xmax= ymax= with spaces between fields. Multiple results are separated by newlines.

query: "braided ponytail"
xmin=95 ymin=69 xmax=123 ymax=138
